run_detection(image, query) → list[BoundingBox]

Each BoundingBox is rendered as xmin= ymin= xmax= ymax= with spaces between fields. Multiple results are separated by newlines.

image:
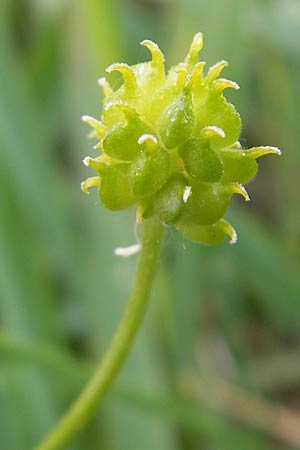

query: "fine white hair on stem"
xmin=114 ymin=244 xmax=141 ymax=257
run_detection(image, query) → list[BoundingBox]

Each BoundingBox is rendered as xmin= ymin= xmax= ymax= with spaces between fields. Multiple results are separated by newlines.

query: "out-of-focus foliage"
xmin=0 ymin=1 xmax=299 ymax=450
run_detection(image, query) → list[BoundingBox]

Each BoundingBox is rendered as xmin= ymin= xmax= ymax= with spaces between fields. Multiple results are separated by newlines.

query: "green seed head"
xmin=82 ymin=33 xmax=281 ymax=245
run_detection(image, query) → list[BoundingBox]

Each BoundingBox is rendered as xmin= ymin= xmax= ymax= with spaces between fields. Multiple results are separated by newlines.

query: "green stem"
xmin=35 ymin=218 xmax=165 ymax=450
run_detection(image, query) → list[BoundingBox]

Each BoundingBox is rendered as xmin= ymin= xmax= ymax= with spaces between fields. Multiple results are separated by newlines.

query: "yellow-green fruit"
xmin=130 ymin=146 xmax=170 ymax=197
xmin=176 ymin=219 xmax=237 ymax=245
xmin=99 ymin=163 xmax=135 ymax=211
xmin=82 ymin=33 xmax=281 ymax=245
xmin=103 ymin=110 xmax=152 ymax=161
xmin=158 ymin=90 xmax=194 ymax=149
xmin=219 ymin=146 xmax=281 ymax=184
xmin=194 ymin=80 xmax=241 ymax=149
xmin=179 ymin=137 xmax=223 ymax=182
xmin=153 ymin=174 xmax=189 ymax=225
xmin=183 ymin=181 xmax=231 ymax=225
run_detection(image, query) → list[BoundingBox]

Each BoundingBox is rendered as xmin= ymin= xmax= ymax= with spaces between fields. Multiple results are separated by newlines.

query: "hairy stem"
xmin=35 ymin=218 xmax=165 ymax=450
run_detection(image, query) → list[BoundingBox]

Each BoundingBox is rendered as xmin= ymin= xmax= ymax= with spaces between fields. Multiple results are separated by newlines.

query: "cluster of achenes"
xmin=82 ymin=33 xmax=280 ymax=245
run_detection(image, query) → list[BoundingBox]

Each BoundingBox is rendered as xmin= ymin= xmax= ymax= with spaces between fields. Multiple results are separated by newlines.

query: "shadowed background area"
xmin=0 ymin=1 xmax=299 ymax=449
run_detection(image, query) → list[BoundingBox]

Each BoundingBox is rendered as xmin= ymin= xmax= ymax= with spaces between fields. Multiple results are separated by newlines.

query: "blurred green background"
xmin=0 ymin=0 xmax=300 ymax=449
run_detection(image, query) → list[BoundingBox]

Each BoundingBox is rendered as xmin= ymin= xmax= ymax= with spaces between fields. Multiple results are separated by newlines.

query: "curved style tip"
xmin=97 ymin=77 xmax=113 ymax=96
xmin=140 ymin=39 xmax=165 ymax=68
xmin=82 ymin=156 xmax=101 ymax=170
xmin=81 ymin=114 xmax=92 ymax=123
xmin=228 ymin=224 xmax=238 ymax=245
xmin=230 ymin=183 xmax=250 ymax=202
xmin=219 ymin=219 xmax=238 ymax=245
xmin=188 ymin=62 xmax=206 ymax=88
xmin=206 ymin=60 xmax=229 ymax=83
xmin=185 ymin=33 xmax=204 ymax=69
xmin=106 ymin=63 xmax=138 ymax=93
xmin=248 ymin=146 xmax=282 ymax=159
xmin=202 ymin=125 xmax=226 ymax=139
xmin=137 ymin=133 xmax=158 ymax=148
xmin=80 ymin=176 xmax=100 ymax=194
xmin=213 ymin=78 xmax=240 ymax=91
xmin=81 ymin=115 xmax=105 ymax=136
xmin=193 ymin=32 xmax=204 ymax=47
xmin=82 ymin=156 xmax=91 ymax=167
xmin=104 ymin=101 xmax=137 ymax=120
xmin=175 ymin=69 xmax=188 ymax=92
